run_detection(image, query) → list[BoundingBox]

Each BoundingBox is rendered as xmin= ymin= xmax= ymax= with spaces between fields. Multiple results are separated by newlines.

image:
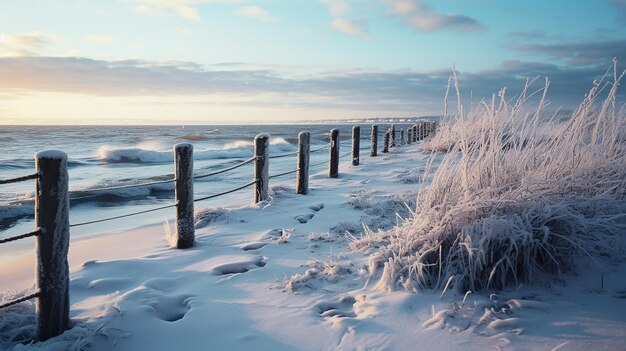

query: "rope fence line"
xmin=69 ymin=203 xmax=176 ymax=227
xmin=0 ymin=173 xmax=38 ymax=185
xmin=193 ymin=156 xmax=257 ymax=180
xmin=0 ymin=228 xmax=42 ymax=245
xmin=269 ymin=150 xmax=299 ymax=159
xmin=0 ymin=122 xmax=439 ymax=342
xmin=72 ymin=177 xmax=176 ymax=194
xmin=0 ymin=292 xmax=40 ymax=310
xmin=194 ymin=179 xmax=257 ymax=203
xmin=269 ymin=169 xmax=298 ymax=179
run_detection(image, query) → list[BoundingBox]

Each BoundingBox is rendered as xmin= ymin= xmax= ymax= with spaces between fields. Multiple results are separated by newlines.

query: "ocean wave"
xmin=97 ymin=137 xmax=297 ymax=163
xmin=0 ymin=203 xmax=34 ymax=231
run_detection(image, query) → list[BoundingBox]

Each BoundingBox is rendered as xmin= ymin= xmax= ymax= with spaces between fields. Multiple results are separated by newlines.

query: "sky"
xmin=0 ymin=0 xmax=625 ymax=124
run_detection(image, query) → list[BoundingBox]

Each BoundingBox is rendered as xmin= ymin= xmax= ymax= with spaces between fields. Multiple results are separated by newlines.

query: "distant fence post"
xmin=418 ymin=122 xmax=424 ymax=141
xmin=390 ymin=124 xmax=396 ymax=147
xmin=254 ymin=134 xmax=269 ymax=203
xmin=412 ymin=125 xmax=417 ymax=142
xmin=383 ymin=131 xmax=390 ymax=153
xmin=296 ymin=131 xmax=310 ymax=195
xmin=352 ymin=126 xmax=360 ymax=166
xmin=173 ymin=143 xmax=194 ymax=249
xmin=329 ymin=129 xmax=339 ymax=178
xmin=35 ymin=150 xmax=70 ymax=341
xmin=400 ymin=129 xmax=405 ymax=146
xmin=407 ymin=128 xmax=412 ymax=144
xmin=370 ymin=125 xmax=378 ymax=157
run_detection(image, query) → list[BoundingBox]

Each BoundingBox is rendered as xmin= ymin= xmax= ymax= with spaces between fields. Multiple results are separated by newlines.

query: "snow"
xmin=34 ymin=150 xmax=67 ymax=160
xmin=1 ymin=139 xmax=626 ymax=350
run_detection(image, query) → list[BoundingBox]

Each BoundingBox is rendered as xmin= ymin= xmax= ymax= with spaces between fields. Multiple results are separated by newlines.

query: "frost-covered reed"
xmin=355 ymin=61 xmax=626 ymax=292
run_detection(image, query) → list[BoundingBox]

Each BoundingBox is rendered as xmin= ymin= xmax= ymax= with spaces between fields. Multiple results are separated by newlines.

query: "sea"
xmin=0 ymin=124 xmax=397 ymax=245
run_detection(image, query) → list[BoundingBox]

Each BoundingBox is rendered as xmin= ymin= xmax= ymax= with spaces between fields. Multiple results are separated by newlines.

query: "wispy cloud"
xmin=131 ymin=0 xmax=241 ymax=22
xmin=515 ymin=39 xmax=626 ymax=66
xmin=321 ymin=0 xmax=351 ymax=16
xmin=0 ymin=56 xmax=619 ymax=113
xmin=610 ymin=0 xmax=626 ymax=19
xmin=86 ymin=35 xmax=113 ymax=44
xmin=331 ymin=19 xmax=369 ymax=38
xmin=0 ymin=31 xmax=61 ymax=57
xmin=235 ymin=6 xmax=276 ymax=22
xmin=384 ymin=0 xmax=485 ymax=32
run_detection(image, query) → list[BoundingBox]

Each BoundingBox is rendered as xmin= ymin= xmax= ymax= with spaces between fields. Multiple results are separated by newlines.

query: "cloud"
xmin=236 ymin=6 xmax=276 ymax=22
xmin=610 ymin=0 xmax=626 ymax=19
xmin=515 ymin=39 xmax=626 ymax=66
xmin=0 ymin=31 xmax=61 ymax=57
xmin=131 ymin=0 xmax=240 ymax=21
xmin=1 ymin=56 xmax=621 ymax=114
xmin=86 ymin=35 xmax=113 ymax=44
xmin=321 ymin=0 xmax=350 ymax=16
xmin=383 ymin=0 xmax=485 ymax=32
xmin=331 ymin=19 xmax=369 ymax=37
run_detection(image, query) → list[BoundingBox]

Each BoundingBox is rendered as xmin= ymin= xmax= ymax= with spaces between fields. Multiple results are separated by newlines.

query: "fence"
xmin=0 ymin=121 xmax=437 ymax=342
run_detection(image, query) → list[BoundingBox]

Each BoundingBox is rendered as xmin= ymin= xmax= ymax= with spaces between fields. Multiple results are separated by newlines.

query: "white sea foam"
xmin=98 ymin=137 xmax=296 ymax=163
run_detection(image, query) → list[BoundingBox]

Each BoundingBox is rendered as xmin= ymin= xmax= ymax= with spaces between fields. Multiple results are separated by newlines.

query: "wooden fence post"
xmin=35 ymin=150 xmax=70 ymax=341
xmin=352 ymin=126 xmax=360 ymax=166
xmin=407 ymin=128 xmax=412 ymax=144
xmin=413 ymin=125 xmax=417 ymax=142
xmin=418 ymin=122 xmax=423 ymax=141
xmin=370 ymin=125 xmax=378 ymax=157
xmin=382 ymin=131 xmax=390 ymax=153
xmin=390 ymin=124 xmax=396 ymax=147
xmin=296 ymin=131 xmax=310 ymax=195
xmin=400 ymin=129 xmax=405 ymax=146
xmin=329 ymin=129 xmax=339 ymax=178
xmin=173 ymin=143 xmax=194 ymax=249
xmin=254 ymin=134 xmax=269 ymax=203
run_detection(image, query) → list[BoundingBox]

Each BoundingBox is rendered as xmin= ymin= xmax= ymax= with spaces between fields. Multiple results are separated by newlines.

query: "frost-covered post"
xmin=296 ymin=131 xmax=310 ymax=195
xmin=352 ymin=126 xmax=360 ymax=166
xmin=383 ymin=131 xmax=390 ymax=153
xmin=418 ymin=122 xmax=424 ymax=140
xmin=370 ymin=125 xmax=378 ymax=157
xmin=407 ymin=128 xmax=412 ymax=144
xmin=173 ymin=143 xmax=194 ymax=249
xmin=329 ymin=129 xmax=339 ymax=178
xmin=390 ymin=124 xmax=396 ymax=147
xmin=254 ymin=134 xmax=269 ymax=203
xmin=412 ymin=125 xmax=417 ymax=142
xmin=400 ymin=129 xmax=405 ymax=146
xmin=35 ymin=150 xmax=70 ymax=341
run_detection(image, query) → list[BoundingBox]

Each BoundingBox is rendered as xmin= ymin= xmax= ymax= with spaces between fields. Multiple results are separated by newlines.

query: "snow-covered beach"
xmin=2 ymin=134 xmax=625 ymax=350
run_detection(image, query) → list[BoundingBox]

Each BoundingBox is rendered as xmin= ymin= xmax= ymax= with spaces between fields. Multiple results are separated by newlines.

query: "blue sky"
xmin=0 ymin=0 xmax=625 ymax=124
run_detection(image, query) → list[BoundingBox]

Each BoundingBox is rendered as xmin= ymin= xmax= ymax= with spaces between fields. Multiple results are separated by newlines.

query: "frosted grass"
xmin=354 ymin=60 xmax=626 ymax=292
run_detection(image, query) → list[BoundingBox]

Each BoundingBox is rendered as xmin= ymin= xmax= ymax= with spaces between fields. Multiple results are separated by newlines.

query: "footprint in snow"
xmin=295 ymin=203 xmax=325 ymax=224
xmin=211 ymin=256 xmax=267 ymax=275
xmin=314 ymin=295 xmax=357 ymax=319
xmin=149 ymin=293 xmax=195 ymax=322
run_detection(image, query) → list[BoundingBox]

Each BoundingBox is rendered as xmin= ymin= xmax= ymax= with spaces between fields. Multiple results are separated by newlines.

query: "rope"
xmin=194 ymin=180 xmax=257 ymax=203
xmin=0 ymin=228 xmax=41 ymax=245
xmin=0 ymin=173 xmax=38 ymax=185
xmin=269 ymin=169 xmax=298 ymax=179
xmin=193 ymin=156 xmax=257 ymax=180
xmin=70 ymin=203 xmax=176 ymax=227
xmin=73 ymin=178 xmax=175 ymax=193
xmin=309 ymin=160 xmax=329 ymax=167
xmin=0 ymin=292 xmax=39 ymax=310
xmin=310 ymin=145 xmax=329 ymax=153
xmin=269 ymin=151 xmax=299 ymax=159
